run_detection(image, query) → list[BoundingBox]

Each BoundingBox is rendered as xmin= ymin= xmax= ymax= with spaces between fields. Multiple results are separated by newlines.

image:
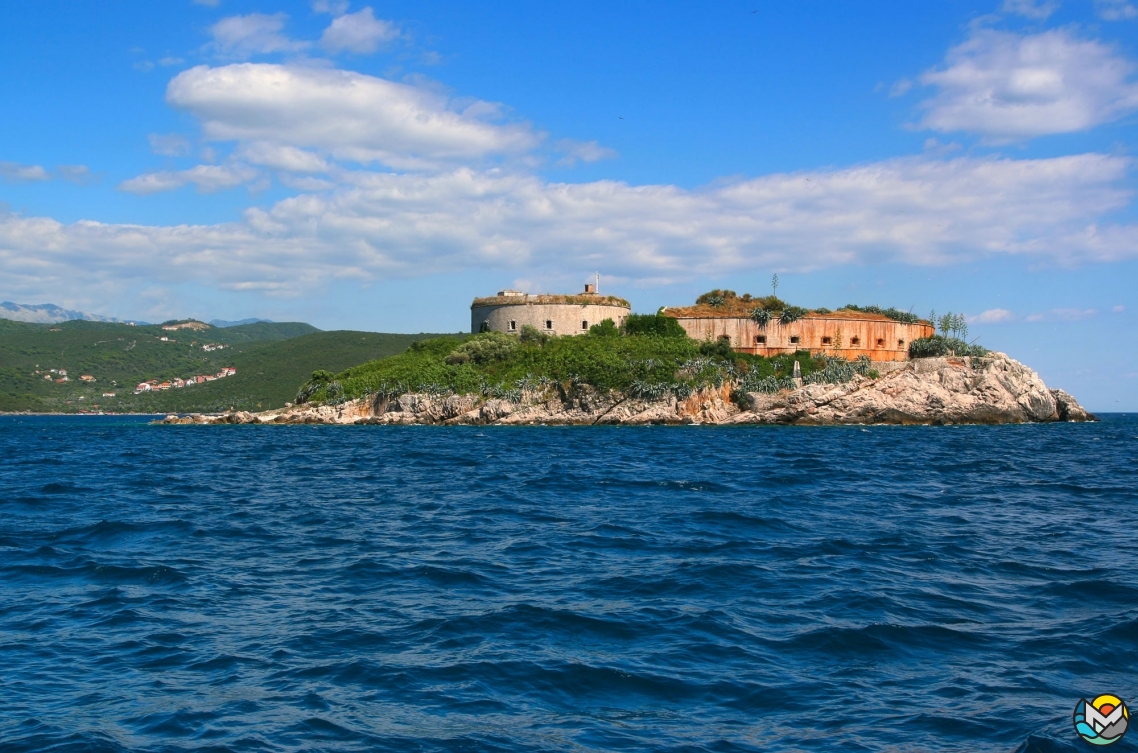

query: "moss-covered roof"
xmin=472 ymin=294 xmax=631 ymax=308
xmin=663 ymin=305 xmax=924 ymax=323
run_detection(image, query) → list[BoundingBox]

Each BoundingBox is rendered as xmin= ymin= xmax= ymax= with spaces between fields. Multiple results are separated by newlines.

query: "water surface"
xmin=1 ymin=416 xmax=1136 ymax=752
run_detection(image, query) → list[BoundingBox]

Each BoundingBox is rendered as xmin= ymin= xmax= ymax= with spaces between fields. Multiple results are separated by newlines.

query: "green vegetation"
xmin=839 ymin=304 xmax=921 ymax=324
xmin=687 ymin=290 xmax=926 ymax=326
xmin=296 ymin=328 xmax=841 ymax=406
xmin=909 ymin=336 xmax=988 ymax=358
xmin=0 ymin=318 xmax=451 ymax=413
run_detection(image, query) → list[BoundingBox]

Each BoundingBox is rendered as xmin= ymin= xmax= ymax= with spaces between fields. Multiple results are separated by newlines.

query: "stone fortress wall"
xmin=471 ymin=285 xmax=631 ymax=336
xmin=666 ymin=311 xmax=934 ymax=362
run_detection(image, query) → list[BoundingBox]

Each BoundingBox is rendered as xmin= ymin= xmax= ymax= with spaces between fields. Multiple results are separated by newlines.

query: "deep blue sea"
xmin=2 ymin=416 xmax=1137 ymax=753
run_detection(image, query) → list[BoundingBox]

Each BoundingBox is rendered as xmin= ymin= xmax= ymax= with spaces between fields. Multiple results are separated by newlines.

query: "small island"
xmin=162 ymin=288 xmax=1094 ymax=426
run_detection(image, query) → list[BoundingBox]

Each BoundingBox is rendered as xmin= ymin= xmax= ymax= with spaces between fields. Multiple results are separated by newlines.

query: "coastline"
xmin=158 ymin=353 xmax=1095 ymax=427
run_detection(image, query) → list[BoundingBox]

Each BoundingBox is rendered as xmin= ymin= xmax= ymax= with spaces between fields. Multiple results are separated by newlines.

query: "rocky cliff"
xmin=161 ymin=353 xmax=1094 ymax=427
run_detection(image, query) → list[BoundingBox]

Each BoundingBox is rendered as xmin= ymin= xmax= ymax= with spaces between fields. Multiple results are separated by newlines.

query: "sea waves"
xmin=0 ymin=416 xmax=1136 ymax=751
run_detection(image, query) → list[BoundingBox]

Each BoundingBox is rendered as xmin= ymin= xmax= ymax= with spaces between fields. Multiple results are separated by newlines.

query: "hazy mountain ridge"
xmin=0 ymin=301 xmax=147 ymax=325
xmin=209 ymin=318 xmax=274 ymax=328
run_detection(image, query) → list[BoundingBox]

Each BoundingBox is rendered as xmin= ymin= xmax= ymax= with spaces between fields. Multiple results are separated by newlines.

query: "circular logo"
xmin=1074 ymin=694 xmax=1129 ymax=746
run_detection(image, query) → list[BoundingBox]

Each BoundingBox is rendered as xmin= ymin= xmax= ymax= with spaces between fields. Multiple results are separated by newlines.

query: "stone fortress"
xmin=471 ymin=284 xmax=631 ymax=336
xmin=473 ymin=283 xmax=933 ymax=362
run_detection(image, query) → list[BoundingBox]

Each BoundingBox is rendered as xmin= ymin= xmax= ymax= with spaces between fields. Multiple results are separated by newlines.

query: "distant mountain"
xmin=209 ymin=318 xmax=274 ymax=328
xmin=0 ymin=301 xmax=147 ymax=325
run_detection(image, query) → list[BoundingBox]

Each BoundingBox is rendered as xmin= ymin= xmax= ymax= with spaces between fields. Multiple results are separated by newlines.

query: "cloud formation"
xmin=118 ymin=164 xmax=258 ymax=194
xmin=1096 ymin=0 xmax=1138 ymax=20
xmin=149 ymin=133 xmax=193 ymax=157
xmin=320 ymin=8 xmax=399 ymax=53
xmin=1001 ymin=0 xmax=1059 ymax=19
xmin=0 ymin=162 xmax=51 ymax=182
xmin=208 ymin=13 xmax=309 ymax=59
xmin=554 ymin=139 xmax=618 ymax=166
xmin=968 ymin=308 xmax=1015 ymax=323
xmin=12 ymin=153 xmax=1137 ymax=305
xmin=919 ymin=29 xmax=1138 ymax=141
xmin=165 ymin=64 xmax=540 ymax=170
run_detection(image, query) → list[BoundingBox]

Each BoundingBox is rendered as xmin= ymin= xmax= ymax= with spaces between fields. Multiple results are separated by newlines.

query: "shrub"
xmin=621 ymin=313 xmax=688 ymax=338
xmin=518 ymin=325 xmax=552 ymax=345
xmin=750 ymin=308 xmax=772 ymax=326
xmin=778 ymin=306 xmax=809 ymax=324
xmin=696 ymin=289 xmax=736 ymax=306
xmin=444 ymin=331 xmax=519 ymax=365
xmin=841 ymin=304 xmax=921 ymax=324
xmin=698 ymin=335 xmax=734 ymax=360
xmin=909 ymin=335 xmax=988 ymax=358
xmin=588 ymin=318 xmax=619 ymax=337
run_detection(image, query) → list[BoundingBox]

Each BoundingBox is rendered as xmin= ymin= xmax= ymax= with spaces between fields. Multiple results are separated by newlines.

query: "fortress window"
xmin=754 ymin=335 xmax=766 ymax=344
xmin=821 ymin=336 xmax=832 ymax=345
xmin=581 ymin=320 xmax=588 ymax=330
xmin=850 ymin=337 xmax=860 ymax=346
xmin=898 ymin=339 xmax=905 ymax=347
xmin=509 ymin=320 xmax=517 ymax=331
xmin=545 ymin=320 xmax=553 ymax=330
xmin=876 ymin=338 xmax=885 ymax=346
xmin=789 ymin=336 xmax=800 ymax=344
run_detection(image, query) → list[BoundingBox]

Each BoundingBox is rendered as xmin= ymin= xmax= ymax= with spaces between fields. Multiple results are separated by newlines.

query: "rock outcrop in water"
xmin=162 ymin=352 xmax=1094 ymax=426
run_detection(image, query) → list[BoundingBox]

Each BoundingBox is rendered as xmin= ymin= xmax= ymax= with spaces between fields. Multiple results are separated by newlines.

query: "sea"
xmin=1 ymin=415 xmax=1136 ymax=753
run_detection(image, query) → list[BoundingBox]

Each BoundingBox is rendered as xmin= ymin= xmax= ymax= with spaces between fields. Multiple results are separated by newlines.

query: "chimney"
xmin=584 ymin=283 xmax=596 ymax=294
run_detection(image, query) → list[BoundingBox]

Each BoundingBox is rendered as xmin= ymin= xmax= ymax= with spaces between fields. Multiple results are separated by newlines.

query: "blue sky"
xmin=1 ymin=0 xmax=1137 ymax=409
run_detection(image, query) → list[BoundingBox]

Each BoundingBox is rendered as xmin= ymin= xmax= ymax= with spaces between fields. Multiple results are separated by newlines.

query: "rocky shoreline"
xmin=159 ymin=353 xmax=1094 ymax=427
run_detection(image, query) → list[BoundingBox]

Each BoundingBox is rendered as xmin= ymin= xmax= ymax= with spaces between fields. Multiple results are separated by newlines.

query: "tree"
xmin=771 ymin=273 xmax=779 ymax=297
xmin=938 ymin=312 xmax=954 ymax=337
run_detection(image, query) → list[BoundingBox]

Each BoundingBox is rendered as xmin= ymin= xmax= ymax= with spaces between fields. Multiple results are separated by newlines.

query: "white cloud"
xmin=554 ymin=139 xmax=618 ymax=166
xmin=312 ymin=0 xmax=350 ymax=15
xmin=918 ymin=29 xmax=1138 ymax=141
xmin=320 ymin=7 xmax=398 ymax=53
xmin=1026 ymin=307 xmax=1100 ymax=322
xmin=158 ymin=56 xmax=185 ymax=67
xmin=238 ymin=142 xmax=329 ymax=172
xmin=1001 ymin=0 xmax=1059 ymax=19
xmin=1096 ymin=0 xmax=1138 ymax=20
xmin=889 ymin=79 xmax=913 ymax=98
xmin=57 ymin=165 xmax=92 ymax=184
xmin=5 ymin=152 xmax=1134 ymax=303
xmin=0 ymin=162 xmax=51 ymax=182
xmin=166 ymin=64 xmax=540 ymax=169
xmin=118 ymin=164 xmax=258 ymax=194
xmin=968 ymin=308 xmax=1014 ymax=323
xmin=208 ymin=13 xmax=309 ymax=59
xmin=149 ymin=133 xmax=193 ymax=157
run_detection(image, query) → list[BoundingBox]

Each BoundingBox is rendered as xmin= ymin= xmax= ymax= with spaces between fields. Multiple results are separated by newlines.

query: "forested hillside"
xmin=0 ymin=318 xmax=453 ymax=412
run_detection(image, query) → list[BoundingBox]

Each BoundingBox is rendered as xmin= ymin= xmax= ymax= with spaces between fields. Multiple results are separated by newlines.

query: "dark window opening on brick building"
xmin=850 ymin=337 xmax=860 ymax=346
xmin=509 ymin=320 xmax=517 ymax=331
xmin=582 ymin=320 xmax=588 ymax=330
xmin=821 ymin=336 xmax=832 ymax=345
xmin=898 ymin=339 xmax=905 ymax=347
xmin=754 ymin=335 xmax=766 ymax=344
xmin=876 ymin=338 xmax=885 ymax=346
xmin=545 ymin=320 xmax=553 ymax=330
xmin=790 ymin=336 xmax=800 ymax=344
